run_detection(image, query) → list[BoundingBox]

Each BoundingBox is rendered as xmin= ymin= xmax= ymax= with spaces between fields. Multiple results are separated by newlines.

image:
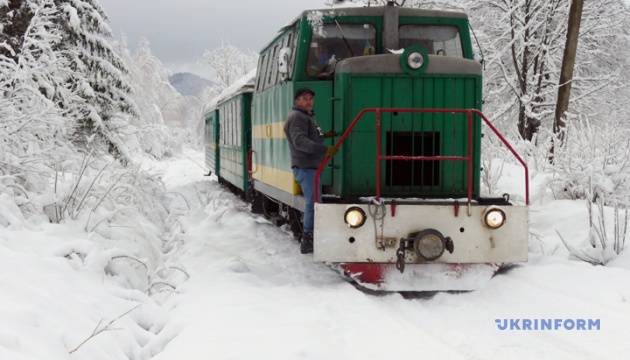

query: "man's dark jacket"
xmin=284 ymin=107 xmax=326 ymax=169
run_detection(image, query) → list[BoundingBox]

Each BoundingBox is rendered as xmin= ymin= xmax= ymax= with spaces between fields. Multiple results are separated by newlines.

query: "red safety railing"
xmin=314 ymin=108 xmax=530 ymax=206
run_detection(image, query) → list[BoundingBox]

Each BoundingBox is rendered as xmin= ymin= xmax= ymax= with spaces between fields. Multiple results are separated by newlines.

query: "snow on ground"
xmin=0 ymin=203 xmax=172 ymax=360
xmin=0 ymin=149 xmax=214 ymax=360
xmin=2 ymin=149 xmax=629 ymax=360
xmin=149 ymin=151 xmax=630 ymax=360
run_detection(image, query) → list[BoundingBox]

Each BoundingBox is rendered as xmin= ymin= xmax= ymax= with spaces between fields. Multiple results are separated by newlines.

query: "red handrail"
xmin=314 ymin=108 xmax=530 ymax=206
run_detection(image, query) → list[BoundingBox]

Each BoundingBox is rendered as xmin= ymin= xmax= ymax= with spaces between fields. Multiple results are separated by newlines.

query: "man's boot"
xmin=300 ymin=233 xmax=313 ymax=254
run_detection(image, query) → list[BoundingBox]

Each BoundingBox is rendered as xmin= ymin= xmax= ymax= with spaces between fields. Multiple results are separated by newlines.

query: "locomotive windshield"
xmin=399 ymin=25 xmax=463 ymax=57
xmin=307 ymin=23 xmax=376 ymax=79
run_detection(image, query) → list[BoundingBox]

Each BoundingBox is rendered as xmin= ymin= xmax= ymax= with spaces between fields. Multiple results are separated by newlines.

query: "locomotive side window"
xmin=266 ymin=45 xmax=279 ymax=88
xmin=256 ymin=53 xmax=267 ymax=91
xmin=307 ymin=24 xmax=376 ymax=79
xmin=289 ymin=27 xmax=298 ymax=76
xmin=277 ymin=27 xmax=298 ymax=83
xmin=276 ymin=33 xmax=292 ymax=84
xmin=262 ymin=51 xmax=273 ymax=90
xmin=399 ymin=25 xmax=463 ymax=57
xmin=274 ymin=36 xmax=289 ymax=85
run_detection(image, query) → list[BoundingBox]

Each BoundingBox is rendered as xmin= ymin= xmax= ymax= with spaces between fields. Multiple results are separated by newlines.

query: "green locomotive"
xmin=204 ymin=3 xmax=529 ymax=291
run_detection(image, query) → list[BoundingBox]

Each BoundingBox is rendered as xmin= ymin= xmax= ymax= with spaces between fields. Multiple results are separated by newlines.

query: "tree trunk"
xmin=554 ymin=0 xmax=584 ymax=142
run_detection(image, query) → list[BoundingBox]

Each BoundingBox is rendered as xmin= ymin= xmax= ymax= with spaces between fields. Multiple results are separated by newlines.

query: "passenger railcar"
xmin=204 ymin=3 xmax=529 ymax=291
xmin=205 ymin=80 xmax=254 ymax=194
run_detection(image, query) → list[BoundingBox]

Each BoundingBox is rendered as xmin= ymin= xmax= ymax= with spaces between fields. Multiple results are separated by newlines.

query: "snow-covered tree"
xmin=1 ymin=0 xmax=140 ymax=161
xmin=113 ymin=36 xmax=186 ymax=158
xmin=50 ymin=0 xmax=138 ymax=161
xmin=0 ymin=0 xmax=75 ymax=199
xmin=474 ymin=0 xmax=628 ymax=142
xmin=201 ymin=42 xmax=257 ymax=91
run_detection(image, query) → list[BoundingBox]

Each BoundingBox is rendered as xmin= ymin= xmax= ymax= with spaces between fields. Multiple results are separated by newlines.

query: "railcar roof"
xmin=206 ymin=69 xmax=256 ymax=111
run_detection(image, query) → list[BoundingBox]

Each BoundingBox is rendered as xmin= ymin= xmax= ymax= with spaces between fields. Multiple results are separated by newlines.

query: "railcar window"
xmin=307 ymin=23 xmax=376 ymax=79
xmin=235 ymin=101 xmax=241 ymax=147
xmin=230 ymin=103 xmax=234 ymax=145
xmin=227 ymin=104 xmax=230 ymax=146
xmin=232 ymin=101 xmax=238 ymax=146
xmin=231 ymin=101 xmax=236 ymax=146
xmin=399 ymin=25 xmax=463 ymax=57
xmin=219 ymin=107 xmax=225 ymax=145
xmin=229 ymin=103 xmax=234 ymax=146
xmin=211 ymin=123 xmax=214 ymax=144
xmin=226 ymin=104 xmax=230 ymax=146
xmin=227 ymin=103 xmax=231 ymax=146
xmin=205 ymin=119 xmax=209 ymax=143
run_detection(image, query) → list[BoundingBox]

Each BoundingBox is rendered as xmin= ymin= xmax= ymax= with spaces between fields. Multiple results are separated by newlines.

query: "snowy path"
xmin=152 ymin=151 xmax=630 ymax=360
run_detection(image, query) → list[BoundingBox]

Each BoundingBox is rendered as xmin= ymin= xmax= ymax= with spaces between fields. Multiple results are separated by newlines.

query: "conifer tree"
xmin=2 ymin=0 xmax=139 ymax=161
xmin=0 ymin=1 xmax=31 ymax=59
xmin=51 ymin=0 xmax=138 ymax=161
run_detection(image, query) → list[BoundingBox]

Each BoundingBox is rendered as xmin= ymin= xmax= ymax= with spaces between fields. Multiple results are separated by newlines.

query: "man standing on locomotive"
xmin=284 ymin=88 xmax=336 ymax=254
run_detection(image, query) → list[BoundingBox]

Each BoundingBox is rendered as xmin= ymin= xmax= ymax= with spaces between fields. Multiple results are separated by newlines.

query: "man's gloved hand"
xmin=322 ymin=130 xmax=338 ymax=138
xmin=325 ymin=146 xmax=338 ymax=158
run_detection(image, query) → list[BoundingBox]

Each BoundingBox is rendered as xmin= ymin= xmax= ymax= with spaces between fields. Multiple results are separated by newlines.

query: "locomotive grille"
xmin=385 ymin=131 xmax=440 ymax=187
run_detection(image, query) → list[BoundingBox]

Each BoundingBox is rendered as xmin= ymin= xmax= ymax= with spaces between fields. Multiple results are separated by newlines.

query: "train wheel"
xmin=262 ymin=196 xmax=286 ymax=227
xmin=250 ymin=190 xmax=264 ymax=214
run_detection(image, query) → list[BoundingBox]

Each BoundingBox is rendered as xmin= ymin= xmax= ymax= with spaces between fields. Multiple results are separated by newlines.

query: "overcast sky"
xmin=100 ymin=0 xmax=630 ymax=78
xmin=100 ymin=0 xmax=329 ymax=77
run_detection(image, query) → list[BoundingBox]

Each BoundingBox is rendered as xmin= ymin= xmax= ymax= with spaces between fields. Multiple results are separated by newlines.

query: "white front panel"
xmin=314 ymin=203 xmax=528 ymax=263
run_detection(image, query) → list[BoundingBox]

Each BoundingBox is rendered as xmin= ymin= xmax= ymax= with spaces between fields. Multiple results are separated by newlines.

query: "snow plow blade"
xmin=337 ymin=263 xmax=499 ymax=292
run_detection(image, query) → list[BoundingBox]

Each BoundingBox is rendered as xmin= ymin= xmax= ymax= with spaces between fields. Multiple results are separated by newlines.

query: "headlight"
xmin=484 ymin=207 xmax=506 ymax=229
xmin=344 ymin=207 xmax=366 ymax=228
xmin=407 ymin=52 xmax=424 ymax=69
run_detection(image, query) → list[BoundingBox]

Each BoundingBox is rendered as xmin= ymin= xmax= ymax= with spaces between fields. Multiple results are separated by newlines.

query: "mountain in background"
xmin=169 ymin=72 xmax=214 ymax=97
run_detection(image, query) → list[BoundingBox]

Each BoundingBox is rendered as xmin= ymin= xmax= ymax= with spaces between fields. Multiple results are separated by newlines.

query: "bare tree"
xmin=553 ymin=0 xmax=583 ymax=142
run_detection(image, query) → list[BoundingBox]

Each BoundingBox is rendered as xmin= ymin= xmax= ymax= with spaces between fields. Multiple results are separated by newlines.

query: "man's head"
xmin=294 ymin=88 xmax=315 ymax=113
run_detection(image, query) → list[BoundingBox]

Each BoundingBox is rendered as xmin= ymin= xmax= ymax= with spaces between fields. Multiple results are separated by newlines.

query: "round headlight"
xmin=407 ymin=52 xmax=424 ymax=70
xmin=484 ymin=207 xmax=506 ymax=229
xmin=344 ymin=207 xmax=366 ymax=228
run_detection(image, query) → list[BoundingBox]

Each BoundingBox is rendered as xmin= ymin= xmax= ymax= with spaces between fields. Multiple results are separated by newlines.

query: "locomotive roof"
xmin=262 ymin=5 xmax=468 ymax=52
xmin=300 ymin=6 xmax=468 ymax=20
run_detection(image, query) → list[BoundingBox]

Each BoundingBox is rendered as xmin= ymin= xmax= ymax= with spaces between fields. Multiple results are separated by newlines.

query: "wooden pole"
xmin=554 ymin=0 xmax=584 ymax=142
